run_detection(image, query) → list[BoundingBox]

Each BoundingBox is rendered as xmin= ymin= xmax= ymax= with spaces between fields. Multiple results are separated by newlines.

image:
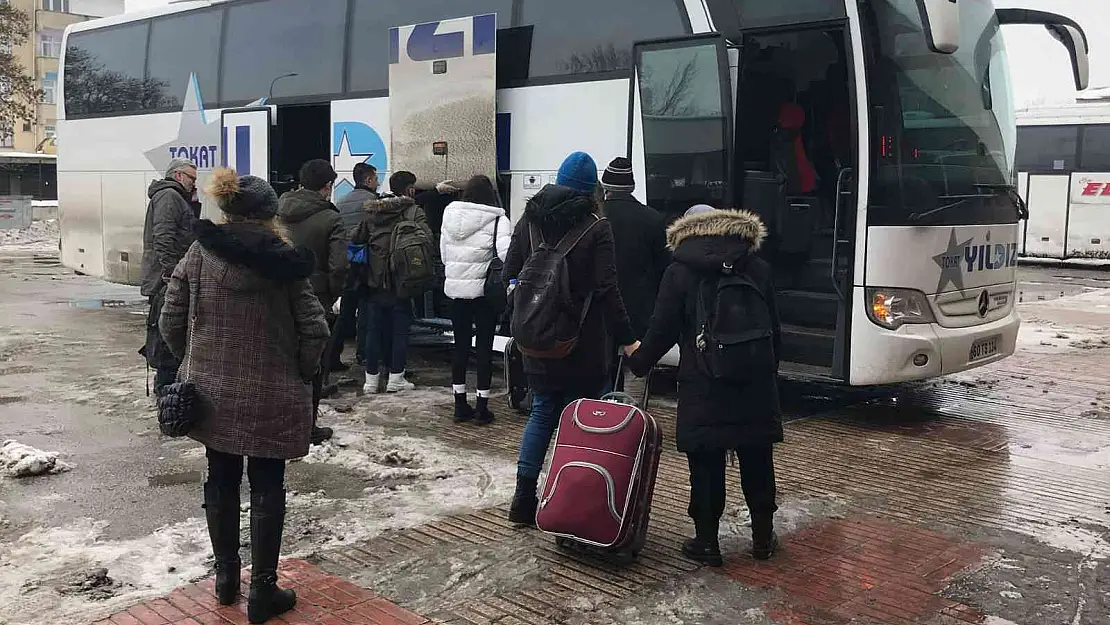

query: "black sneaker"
xmin=454 ymin=394 xmax=475 ymax=423
xmin=474 ymin=397 xmax=494 ymax=425
xmin=310 ymin=426 xmax=334 ymax=445
xmin=751 ymin=530 xmax=779 ymax=561
xmin=681 ymin=538 xmax=723 ymax=567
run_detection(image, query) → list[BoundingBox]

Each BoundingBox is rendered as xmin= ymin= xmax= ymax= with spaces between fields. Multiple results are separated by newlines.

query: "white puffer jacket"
xmin=440 ymin=201 xmax=511 ymax=300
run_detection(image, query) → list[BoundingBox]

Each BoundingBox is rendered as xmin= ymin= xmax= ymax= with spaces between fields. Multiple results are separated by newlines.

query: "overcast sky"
xmin=999 ymin=0 xmax=1110 ymax=106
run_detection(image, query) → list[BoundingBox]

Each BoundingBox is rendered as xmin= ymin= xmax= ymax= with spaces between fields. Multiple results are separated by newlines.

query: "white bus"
xmin=1016 ymin=103 xmax=1110 ymax=259
xmin=57 ymin=0 xmax=1089 ymax=385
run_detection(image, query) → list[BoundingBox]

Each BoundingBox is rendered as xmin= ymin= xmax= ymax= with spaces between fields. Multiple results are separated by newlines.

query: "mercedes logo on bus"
xmin=978 ymin=291 xmax=990 ymax=318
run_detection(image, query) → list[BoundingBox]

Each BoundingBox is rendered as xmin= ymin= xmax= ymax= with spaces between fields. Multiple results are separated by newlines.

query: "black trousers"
xmin=686 ymin=445 xmax=778 ymax=532
xmin=329 ymin=284 xmax=365 ymax=363
xmin=450 ymin=297 xmax=499 ymax=390
xmin=206 ymin=448 xmax=286 ymax=495
xmin=312 ymin=310 xmax=338 ymax=420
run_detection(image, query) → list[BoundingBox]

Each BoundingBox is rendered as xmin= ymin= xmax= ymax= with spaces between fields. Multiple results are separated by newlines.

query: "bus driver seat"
xmin=770 ymin=102 xmax=819 ymax=256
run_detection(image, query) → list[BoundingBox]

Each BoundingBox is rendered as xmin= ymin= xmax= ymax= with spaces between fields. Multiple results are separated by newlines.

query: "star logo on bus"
xmin=333 ymin=130 xmax=374 ymax=189
xmin=143 ymin=73 xmax=265 ymax=175
xmin=933 ymin=228 xmax=974 ymax=292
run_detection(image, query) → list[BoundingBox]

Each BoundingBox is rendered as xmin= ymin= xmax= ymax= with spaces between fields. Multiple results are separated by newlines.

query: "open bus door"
xmin=220 ymin=107 xmax=274 ymax=179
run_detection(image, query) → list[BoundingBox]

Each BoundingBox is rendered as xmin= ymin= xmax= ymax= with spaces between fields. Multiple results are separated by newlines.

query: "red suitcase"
xmin=535 ymin=396 xmax=662 ymax=559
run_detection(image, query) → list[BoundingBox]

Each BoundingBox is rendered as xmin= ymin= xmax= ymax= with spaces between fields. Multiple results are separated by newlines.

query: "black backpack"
xmin=693 ymin=266 xmax=776 ymax=382
xmin=511 ymin=215 xmax=601 ymax=359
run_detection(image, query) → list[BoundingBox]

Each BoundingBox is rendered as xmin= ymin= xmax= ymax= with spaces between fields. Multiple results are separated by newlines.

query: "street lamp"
xmin=268 ymin=72 xmax=298 ymax=101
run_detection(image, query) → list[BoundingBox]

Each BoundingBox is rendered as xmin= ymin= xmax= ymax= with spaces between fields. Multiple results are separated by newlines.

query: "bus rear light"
xmin=867 ymin=287 xmax=936 ymax=330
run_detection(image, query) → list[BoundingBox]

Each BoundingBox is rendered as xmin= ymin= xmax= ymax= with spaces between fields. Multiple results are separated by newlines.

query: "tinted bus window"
xmin=1016 ymin=125 xmax=1078 ymax=173
xmin=1080 ymin=125 xmax=1110 ymax=171
xmin=519 ymin=0 xmax=687 ymax=79
xmin=347 ymin=0 xmax=514 ymax=94
xmin=64 ymin=22 xmax=150 ymax=117
xmin=146 ymin=7 xmax=222 ymax=111
xmin=221 ymin=0 xmax=346 ymax=105
xmin=705 ymin=0 xmax=845 ymax=34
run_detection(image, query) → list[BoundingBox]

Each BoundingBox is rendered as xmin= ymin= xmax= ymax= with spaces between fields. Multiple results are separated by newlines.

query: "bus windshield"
xmin=864 ymin=0 xmax=1019 ymax=226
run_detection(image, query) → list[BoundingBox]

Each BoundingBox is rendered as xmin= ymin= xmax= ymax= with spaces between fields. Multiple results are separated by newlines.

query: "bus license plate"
xmin=969 ymin=335 xmax=1001 ymax=362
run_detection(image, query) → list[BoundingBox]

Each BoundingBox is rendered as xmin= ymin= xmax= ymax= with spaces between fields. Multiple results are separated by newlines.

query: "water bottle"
xmin=507 ymin=278 xmax=518 ymax=295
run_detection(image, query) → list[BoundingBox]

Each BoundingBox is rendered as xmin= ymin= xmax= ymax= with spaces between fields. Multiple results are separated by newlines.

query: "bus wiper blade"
xmin=907 ymin=200 xmax=965 ymax=223
xmin=974 ymin=183 xmax=1028 ymax=220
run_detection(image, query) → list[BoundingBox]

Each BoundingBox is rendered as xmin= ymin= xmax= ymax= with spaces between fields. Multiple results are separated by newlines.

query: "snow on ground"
xmin=1016 ymin=288 xmax=1110 ymax=354
xmin=0 ymin=440 xmax=71 ymax=478
xmin=0 ymin=220 xmax=60 ymax=253
xmin=0 ymin=389 xmax=516 ymax=625
xmin=0 ymin=517 xmax=210 ymax=625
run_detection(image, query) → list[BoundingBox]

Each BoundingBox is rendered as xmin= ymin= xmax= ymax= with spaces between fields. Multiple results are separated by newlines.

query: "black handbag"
xmin=484 ymin=217 xmax=507 ymax=311
xmin=157 ymin=259 xmax=203 ymax=437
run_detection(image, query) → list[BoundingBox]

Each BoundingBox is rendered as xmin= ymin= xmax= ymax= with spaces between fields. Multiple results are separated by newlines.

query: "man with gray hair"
xmin=140 ymin=158 xmax=201 ymax=393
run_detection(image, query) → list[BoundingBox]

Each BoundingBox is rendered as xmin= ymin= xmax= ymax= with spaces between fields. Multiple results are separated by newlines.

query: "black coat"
xmin=277 ymin=188 xmax=348 ymax=306
xmin=603 ymin=193 xmax=670 ymax=338
xmin=504 ymin=184 xmax=635 ymax=395
xmin=140 ymin=179 xmax=199 ymax=297
xmin=628 ymin=209 xmax=783 ymax=453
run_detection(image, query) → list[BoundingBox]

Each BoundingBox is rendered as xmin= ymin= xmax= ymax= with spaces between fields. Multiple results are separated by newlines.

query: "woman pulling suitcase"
xmin=626 ymin=206 xmax=783 ymax=566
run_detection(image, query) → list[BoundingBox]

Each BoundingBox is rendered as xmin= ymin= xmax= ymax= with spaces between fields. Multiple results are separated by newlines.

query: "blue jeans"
xmin=362 ymin=299 xmax=413 ymax=374
xmin=516 ymin=385 xmax=601 ymax=479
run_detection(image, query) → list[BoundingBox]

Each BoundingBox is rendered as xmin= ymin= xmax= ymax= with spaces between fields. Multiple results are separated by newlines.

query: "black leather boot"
xmin=681 ymin=519 xmax=723 ymax=567
xmin=507 ymin=476 xmax=538 ymax=526
xmin=247 ymin=491 xmax=296 ymax=624
xmin=202 ymin=482 xmax=241 ymax=605
xmin=751 ymin=514 xmax=778 ymax=560
xmin=474 ymin=395 xmax=495 ymax=425
xmin=453 ymin=393 xmax=475 ymax=423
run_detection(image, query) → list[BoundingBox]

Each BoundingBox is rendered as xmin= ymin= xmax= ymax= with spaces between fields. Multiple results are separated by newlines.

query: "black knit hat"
xmin=601 ymin=157 xmax=635 ymax=192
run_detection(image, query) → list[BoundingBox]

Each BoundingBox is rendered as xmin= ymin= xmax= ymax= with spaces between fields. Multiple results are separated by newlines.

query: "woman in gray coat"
xmin=160 ymin=168 xmax=330 ymax=623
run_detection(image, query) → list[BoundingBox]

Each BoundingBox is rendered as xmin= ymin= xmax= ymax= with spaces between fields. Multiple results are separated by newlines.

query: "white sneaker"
xmin=386 ymin=372 xmax=415 ymax=393
xmin=363 ymin=374 xmax=381 ymax=395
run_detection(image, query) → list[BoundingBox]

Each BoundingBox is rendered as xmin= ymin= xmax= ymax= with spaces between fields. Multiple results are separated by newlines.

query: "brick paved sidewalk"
xmin=92 ymin=560 xmax=430 ymax=625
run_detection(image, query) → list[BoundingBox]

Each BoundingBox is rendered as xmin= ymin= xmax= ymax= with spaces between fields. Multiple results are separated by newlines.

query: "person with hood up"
xmin=278 ymin=159 xmax=348 ymax=445
xmin=353 ymin=171 xmax=430 ymax=394
xmin=503 ymin=151 xmax=636 ymax=525
xmin=440 ymin=174 xmax=511 ymax=424
xmin=140 ymin=158 xmax=201 ymax=393
xmin=160 ymin=168 xmax=330 ymax=623
xmin=625 ymin=207 xmax=783 ymax=566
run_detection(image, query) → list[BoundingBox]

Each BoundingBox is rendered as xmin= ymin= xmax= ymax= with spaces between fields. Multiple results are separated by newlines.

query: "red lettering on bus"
xmin=1083 ymin=182 xmax=1104 ymax=196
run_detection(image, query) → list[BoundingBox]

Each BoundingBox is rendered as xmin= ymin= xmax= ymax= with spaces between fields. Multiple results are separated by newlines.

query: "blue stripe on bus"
xmin=389 ymin=28 xmax=400 ymax=65
xmin=473 ymin=14 xmax=496 ymax=55
xmin=496 ymin=112 xmax=510 ymax=172
xmin=408 ymin=21 xmax=464 ymax=62
xmin=221 ymin=126 xmax=228 ymax=167
xmin=235 ymin=125 xmax=251 ymax=175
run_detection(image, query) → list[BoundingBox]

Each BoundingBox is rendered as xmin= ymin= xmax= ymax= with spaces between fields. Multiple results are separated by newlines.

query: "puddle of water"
xmin=147 ymin=470 xmax=202 ymax=488
xmin=65 ymin=299 xmax=143 ymax=310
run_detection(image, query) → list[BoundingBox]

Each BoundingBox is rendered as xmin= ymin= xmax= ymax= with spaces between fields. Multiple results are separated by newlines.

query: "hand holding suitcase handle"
xmin=603 ymin=351 xmax=651 ymax=410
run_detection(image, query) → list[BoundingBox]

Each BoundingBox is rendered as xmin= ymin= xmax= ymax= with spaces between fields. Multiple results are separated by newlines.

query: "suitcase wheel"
xmin=555 ymin=537 xmax=573 ymax=550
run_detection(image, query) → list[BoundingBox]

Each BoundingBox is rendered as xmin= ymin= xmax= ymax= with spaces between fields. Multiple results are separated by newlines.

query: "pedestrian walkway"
xmin=91 ymin=340 xmax=1110 ymax=625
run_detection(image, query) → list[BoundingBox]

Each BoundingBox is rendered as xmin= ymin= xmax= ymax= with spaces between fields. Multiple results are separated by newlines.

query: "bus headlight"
xmin=866 ymin=288 xmax=936 ymax=330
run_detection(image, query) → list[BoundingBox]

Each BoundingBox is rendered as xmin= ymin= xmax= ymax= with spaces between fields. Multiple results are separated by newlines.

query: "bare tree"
xmin=641 ymin=58 xmax=701 ymax=117
xmin=560 ymin=44 xmax=632 ymax=75
xmin=0 ymin=4 xmax=44 ymax=143
xmin=63 ymin=47 xmax=172 ymax=116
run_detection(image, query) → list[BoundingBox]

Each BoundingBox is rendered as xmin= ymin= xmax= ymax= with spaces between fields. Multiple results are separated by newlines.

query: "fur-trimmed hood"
xmin=194 ymin=220 xmax=315 ymax=289
xmin=362 ymin=195 xmax=416 ymax=227
xmin=666 ymin=209 xmax=767 ymax=273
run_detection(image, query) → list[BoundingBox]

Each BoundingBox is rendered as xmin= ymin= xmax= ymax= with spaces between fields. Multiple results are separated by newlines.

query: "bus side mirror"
xmin=997 ymin=9 xmax=1090 ymax=91
xmin=914 ymin=0 xmax=960 ymax=54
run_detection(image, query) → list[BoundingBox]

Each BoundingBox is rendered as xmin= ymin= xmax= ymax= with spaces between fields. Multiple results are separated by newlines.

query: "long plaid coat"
xmin=160 ymin=220 xmax=330 ymax=459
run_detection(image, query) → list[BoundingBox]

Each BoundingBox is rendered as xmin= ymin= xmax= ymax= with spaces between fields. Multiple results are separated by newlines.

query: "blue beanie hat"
xmin=556 ymin=151 xmax=598 ymax=195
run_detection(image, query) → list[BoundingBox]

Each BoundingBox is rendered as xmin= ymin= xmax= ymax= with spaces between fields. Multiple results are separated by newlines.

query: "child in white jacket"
xmin=440 ymin=175 xmax=511 ymax=423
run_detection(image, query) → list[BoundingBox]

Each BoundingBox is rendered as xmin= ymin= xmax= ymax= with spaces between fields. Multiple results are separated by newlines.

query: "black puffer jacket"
xmin=503 ymin=184 xmax=634 ymax=394
xmin=278 ymin=188 xmax=348 ymax=307
xmin=628 ymin=209 xmax=783 ymax=452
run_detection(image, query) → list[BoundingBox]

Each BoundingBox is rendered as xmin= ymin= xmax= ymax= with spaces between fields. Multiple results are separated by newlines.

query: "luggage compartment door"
xmin=221 ymin=107 xmax=273 ymax=178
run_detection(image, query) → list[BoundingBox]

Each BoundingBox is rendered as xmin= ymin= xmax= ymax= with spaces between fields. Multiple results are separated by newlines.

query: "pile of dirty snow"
xmin=0 ymin=440 xmax=71 ymax=478
xmin=0 ymin=220 xmax=59 ymax=253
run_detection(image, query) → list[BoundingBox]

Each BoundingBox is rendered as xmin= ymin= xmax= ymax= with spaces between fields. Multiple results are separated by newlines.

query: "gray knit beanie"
xmin=223 ymin=175 xmax=279 ymax=219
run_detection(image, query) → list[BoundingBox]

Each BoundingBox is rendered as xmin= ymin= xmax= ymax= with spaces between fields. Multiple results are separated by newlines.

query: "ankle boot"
xmin=474 ymin=395 xmax=494 ymax=425
xmin=202 ymin=482 xmax=241 ymax=605
xmin=681 ymin=519 xmax=723 ymax=567
xmin=453 ymin=393 xmax=475 ymax=423
xmin=507 ymin=476 xmax=538 ymax=526
xmin=751 ymin=514 xmax=778 ymax=561
xmin=247 ymin=491 xmax=296 ymax=624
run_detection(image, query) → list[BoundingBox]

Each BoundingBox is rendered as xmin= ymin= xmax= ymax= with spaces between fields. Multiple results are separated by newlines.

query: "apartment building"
xmin=1 ymin=0 xmax=124 ymax=154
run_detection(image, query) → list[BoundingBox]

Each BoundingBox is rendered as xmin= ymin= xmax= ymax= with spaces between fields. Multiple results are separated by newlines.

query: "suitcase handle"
xmin=572 ymin=400 xmax=638 ymax=434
